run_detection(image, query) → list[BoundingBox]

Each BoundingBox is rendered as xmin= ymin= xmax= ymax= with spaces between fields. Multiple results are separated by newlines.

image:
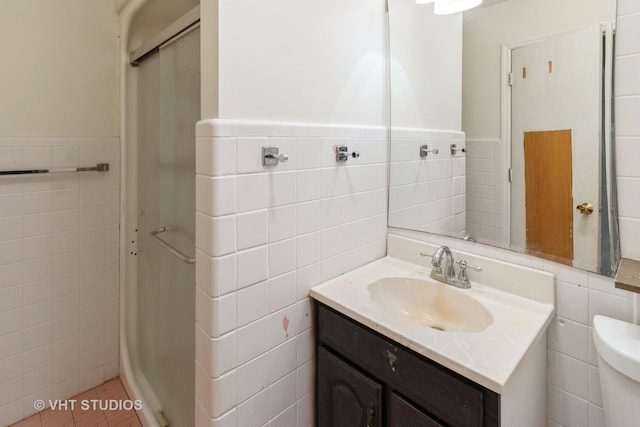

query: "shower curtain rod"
xmin=129 ymin=5 xmax=200 ymax=66
xmin=0 ymin=163 xmax=110 ymax=176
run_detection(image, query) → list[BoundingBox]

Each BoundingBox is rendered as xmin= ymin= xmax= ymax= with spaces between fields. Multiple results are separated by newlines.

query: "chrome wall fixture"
xmin=335 ymin=145 xmax=360 ymax=162
xmin=262 ymin=146 xmax=289 ymax=166
xmin=450 ymin=144 xmax=466 ymax=155
xmin=419 ymin=145 xmax=438 ymax=158
xmin=0 ymin=163 xmax=110 ymax=176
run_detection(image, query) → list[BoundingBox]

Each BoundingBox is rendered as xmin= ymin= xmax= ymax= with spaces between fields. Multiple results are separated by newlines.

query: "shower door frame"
xmin=118 ymin=2 xmax=201 ymax=426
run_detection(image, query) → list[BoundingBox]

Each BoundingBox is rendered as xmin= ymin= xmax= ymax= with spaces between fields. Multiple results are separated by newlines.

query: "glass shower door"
xmin=136 ymin=26 xmax=200 ymax=427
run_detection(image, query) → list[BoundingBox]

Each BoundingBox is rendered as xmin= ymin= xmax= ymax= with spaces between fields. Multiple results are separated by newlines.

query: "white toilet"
xmin=593 ymin=315 xmax=640 ymax=427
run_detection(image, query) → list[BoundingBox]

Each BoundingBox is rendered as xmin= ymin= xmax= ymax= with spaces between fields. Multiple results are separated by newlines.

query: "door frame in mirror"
xmin=497 ymin=23 xmax=619 ymax=275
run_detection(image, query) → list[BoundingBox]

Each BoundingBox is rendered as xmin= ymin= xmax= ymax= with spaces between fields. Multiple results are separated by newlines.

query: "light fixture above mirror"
xmin=416 ymin=0 xmax=483 ymax=15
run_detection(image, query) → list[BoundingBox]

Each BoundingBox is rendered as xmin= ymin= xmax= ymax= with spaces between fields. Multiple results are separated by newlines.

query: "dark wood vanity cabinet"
xmin=316 ymin=303 xmax=500 ymax=427
xmin=318 ymin=347 xmax=383 ymax=427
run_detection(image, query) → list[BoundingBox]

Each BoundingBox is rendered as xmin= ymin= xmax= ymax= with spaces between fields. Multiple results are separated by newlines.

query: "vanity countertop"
xmin=615 ymin=258 xmax=640 ymax=294
xmin=310 ymin=253 xmax=555 ymax=394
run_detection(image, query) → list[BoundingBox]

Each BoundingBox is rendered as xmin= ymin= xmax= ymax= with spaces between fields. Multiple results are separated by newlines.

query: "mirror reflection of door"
xmin=510 ymin=25 xmax=601 ymax=269
xmin=523 ymin=130 xmax=573 ymax=264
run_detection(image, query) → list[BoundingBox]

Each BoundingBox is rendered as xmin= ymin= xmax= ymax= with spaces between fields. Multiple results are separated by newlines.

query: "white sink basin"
xmin=367 ymin=277 xmax=493 ymax=332
xmin=310 ymin=241 xmax=555 ymax=394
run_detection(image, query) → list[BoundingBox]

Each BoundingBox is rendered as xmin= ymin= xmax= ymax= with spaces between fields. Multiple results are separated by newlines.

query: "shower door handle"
xmin=150 ymin=227 xmax=196 ymax=264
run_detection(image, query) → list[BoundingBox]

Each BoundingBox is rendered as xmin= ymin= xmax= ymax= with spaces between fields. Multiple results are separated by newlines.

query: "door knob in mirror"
xmin=576 ymin=202 xmax=594 ymax=215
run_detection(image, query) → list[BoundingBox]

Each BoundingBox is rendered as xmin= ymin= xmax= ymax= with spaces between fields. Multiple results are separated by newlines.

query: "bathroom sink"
xmin=367 ymin=277 xmax=493 ymax=332
xmin=311 ymin=251 xmax=555 ymax=394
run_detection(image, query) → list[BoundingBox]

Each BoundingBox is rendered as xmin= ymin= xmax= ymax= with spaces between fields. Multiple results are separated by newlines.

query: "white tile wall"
xmin=0 ymin=137 xmax=120 ymax=426
xmin=388 ymin=128 xmax=466 ymax=237
xmin=616 ymin=2 xmax=640 ymax=262
xmin=465 ymin=138 xmax=507 ymax=247
xmin=195 ymin=119 xmax=388 ymax=426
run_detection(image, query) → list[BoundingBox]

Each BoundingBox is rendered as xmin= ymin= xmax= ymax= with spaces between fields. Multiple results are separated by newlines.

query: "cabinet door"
xmin=390 ymin=393 xmax=444 ymax=427
xmin=318 ymin=347 xmax=383 ymax=427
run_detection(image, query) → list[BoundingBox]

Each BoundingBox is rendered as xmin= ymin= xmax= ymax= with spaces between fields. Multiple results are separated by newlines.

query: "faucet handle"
xmin=456 ymin=259 xmax=482 ymax=285
xmin=457 ymin=259 xmax=482 ymax=272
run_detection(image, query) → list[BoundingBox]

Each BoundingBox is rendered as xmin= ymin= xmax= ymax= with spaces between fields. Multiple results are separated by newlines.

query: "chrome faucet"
xmin=430 ymin=246 xmax=456 ymax=278
xmin=420 ymin=246 xmax=482 ymax=289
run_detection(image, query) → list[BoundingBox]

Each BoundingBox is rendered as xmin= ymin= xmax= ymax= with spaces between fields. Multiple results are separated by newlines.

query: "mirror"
xmin=388 ymin=0 xmax=621 ymax=276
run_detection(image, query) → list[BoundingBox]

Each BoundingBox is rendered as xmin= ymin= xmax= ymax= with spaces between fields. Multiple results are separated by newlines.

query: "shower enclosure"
xmin=121 ymin=5 xmax=200 ymax=426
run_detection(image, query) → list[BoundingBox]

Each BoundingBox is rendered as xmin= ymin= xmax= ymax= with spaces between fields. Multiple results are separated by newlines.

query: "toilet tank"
xmin=593 ymin=315 xmax=640 ymax=427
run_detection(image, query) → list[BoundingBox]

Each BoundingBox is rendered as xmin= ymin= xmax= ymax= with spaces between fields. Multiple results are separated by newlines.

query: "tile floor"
xmin=9 ymin=377 xmax=142 ymax=427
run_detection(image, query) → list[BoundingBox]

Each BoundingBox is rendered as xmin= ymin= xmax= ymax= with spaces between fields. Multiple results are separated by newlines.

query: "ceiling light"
xmin=415 ymin=0 xmax=483 ymax=14
xmin=434 ymin=0 xmax=483 ymax=14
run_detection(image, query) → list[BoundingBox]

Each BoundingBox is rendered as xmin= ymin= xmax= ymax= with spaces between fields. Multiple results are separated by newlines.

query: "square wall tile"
xmin=269 ymin=402 xmax=297 ymax=427
xmin=236 ymin=389 xmax=269 ymax=427
xmin=547 ymin=386 xmax=588 ymax=427
xmin=20 ymin=344 xmax=53 ymax=374
xmin=268 ymin=372 xmax=297 ymax=419
xmin=618 ymin=0 xmax=640 ymax=15
xmin=616 ymin=12 xmax=640 ymax=57
xmin=547 ymin=317 xmax=589 ymax=362
xmin=196 ymin=364 xmax=237 ymax=418
xmin=619 ymin=218 xmax=640 ymax=260
xmin=237 ymin=210 xmax=268 ymax=251
xmin=196 ymin=326 xmax=236 ymax=379
xmin=589 ymin=290 xmax=633 ymax=325
xmin=196 ymin=288 xmax=237 ymax=338
xmin=269 ymin=238 xmax=296 ymax=278
xmin=548 ymin=351 xmax=589 ymax=400
xmin=236 ymin=246 xmax=268 ymax=289
xmin=196 ymin=251 xmax=237 ymax=298
xmin=197 ymin=175 xmax=236 ymax=217
xmin=237 ymin=317 xmax=270 ymax=366
xmin=296 ymin=391 xmax=314 ymax=427
xmin=556 ymin=281 xmax=589 ymax=324
xmin=296 ymin=232 xmax=321 ymax=269
xmin=196 ymin=213 xmax=236 ymax=257
xmin=269 ymin=171 xmax=297 ymax=207
xmin=269 ymin=272 xmax=296 ymax=313
xmin=236 ymin=353 xmax=270 ymax=403
xmin=268 ymin=205 xmax=296 ymax=243
xmin=236 ymin=174 xmax=268 ymax=213
xmin=268 ymin=338 xmax=298 ymax=384
xmin=589 ymin=365 xmax=603 ymax=407
xmin=196 ymin=137 xmax=236 ymax=177
xmin=616 ymin=138 xmax=640 ymax=178
xmin=237 ymin=281 xmax=269 ymax=327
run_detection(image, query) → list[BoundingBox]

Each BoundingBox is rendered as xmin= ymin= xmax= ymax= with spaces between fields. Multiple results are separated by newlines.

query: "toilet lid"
xmin=593 ymin=315 xmax=640 ymax=383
